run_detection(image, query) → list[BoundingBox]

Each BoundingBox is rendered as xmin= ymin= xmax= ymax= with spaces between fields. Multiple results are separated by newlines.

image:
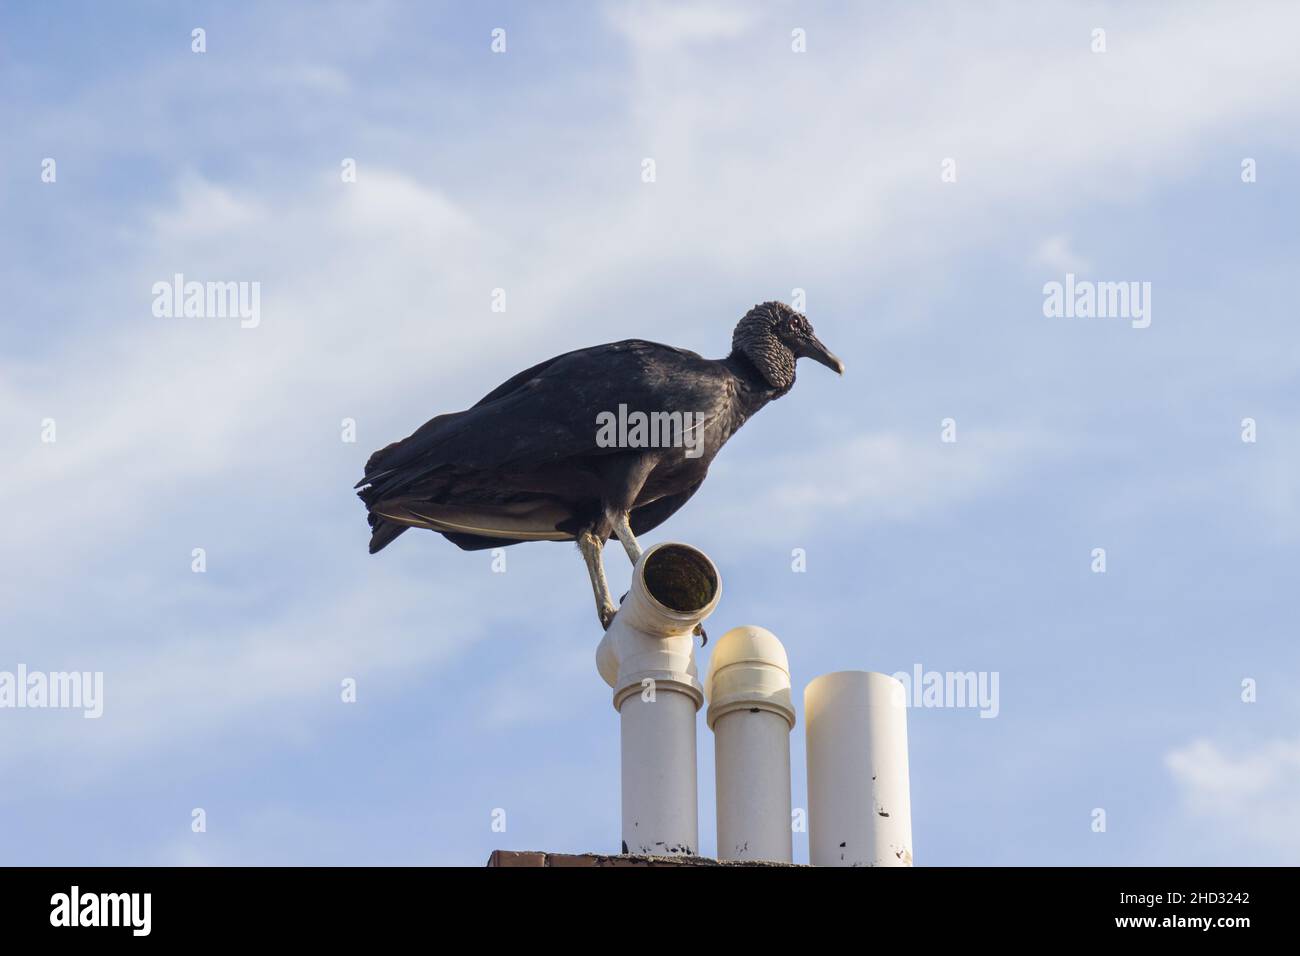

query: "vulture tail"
xmin=367 ymin=512 xmax=408 ymax=553
xmin=359 ymin=454 xmax=409 ymax=553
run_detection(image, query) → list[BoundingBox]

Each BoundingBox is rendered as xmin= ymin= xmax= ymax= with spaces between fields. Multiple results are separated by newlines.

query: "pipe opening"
xmin=643 ymin=545 xmax=718 ymax=613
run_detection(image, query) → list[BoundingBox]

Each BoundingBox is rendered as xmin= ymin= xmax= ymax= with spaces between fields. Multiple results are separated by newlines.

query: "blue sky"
xmin=1 ymin=0 xmax=1297 ymax=865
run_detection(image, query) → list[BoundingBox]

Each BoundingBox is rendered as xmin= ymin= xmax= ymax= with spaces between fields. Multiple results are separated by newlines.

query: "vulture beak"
xmin=800 ymin=334 xmax=845 ymax=375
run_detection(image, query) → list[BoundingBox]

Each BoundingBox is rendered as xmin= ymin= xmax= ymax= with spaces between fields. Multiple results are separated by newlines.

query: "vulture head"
xmin=732 ymin=300 xmax=844 ymax=391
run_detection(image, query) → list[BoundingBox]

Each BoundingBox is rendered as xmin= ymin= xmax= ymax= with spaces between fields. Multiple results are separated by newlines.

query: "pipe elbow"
xmin=596 ymin=542 xmax=721 ymax=709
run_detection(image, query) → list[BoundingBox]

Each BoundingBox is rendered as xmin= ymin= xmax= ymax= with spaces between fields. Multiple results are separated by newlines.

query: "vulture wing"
xmin=357 ymin=340 xmax=732 ymax=533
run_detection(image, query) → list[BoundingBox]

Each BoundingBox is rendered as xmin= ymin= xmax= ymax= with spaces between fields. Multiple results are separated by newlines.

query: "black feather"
xmin=356 ymin=303 xmax=839 ymax=552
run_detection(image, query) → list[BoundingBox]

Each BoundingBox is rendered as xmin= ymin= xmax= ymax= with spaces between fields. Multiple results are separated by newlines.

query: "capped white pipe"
xmin=805 ymin=671 xmax=913 ymax=867
xmin=705 ymin=625 xmax=795 ymax=863
xmin=596 ymin=542 xmax=720 ymax=857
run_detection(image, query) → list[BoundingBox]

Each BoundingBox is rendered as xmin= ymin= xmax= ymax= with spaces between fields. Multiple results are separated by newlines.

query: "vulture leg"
xmin=609 ymin=510 xmax=643 ymax=565
xmin=578 ymin=531 xmax=618 ymax=629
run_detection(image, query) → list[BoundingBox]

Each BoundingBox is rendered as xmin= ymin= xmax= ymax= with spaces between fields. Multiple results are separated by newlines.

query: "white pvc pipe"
xmin=618 ymin=691 xmax=700 ymax=856
xmin=596 ymin=542 xmax=721 ymax=857
xmin=805 ymin=671 xmax=914 ymax=867
xmin=706 ymin=625 xmax=794 ymax=863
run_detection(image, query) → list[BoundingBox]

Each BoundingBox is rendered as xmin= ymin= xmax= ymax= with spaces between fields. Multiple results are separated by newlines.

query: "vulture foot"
xmin=579 ymin=531 xmax=619 ymax=632
xmin=599 ymin=601 xmax=618 ymax=631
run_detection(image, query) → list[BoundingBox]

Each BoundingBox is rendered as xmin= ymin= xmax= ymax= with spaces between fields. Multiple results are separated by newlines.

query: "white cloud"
xmin=705 ymin=428 xmax=1049 ymax=541
xmin=604 ymin=1 xmax=757 ymax=50
xmin=268 ymin=63 xmax=353 ymax=96
xmin=590 ymin=0 xmax=1300 ymax=285
xmin=149 ymin=174 xmax=266 ymax=238
xmin=0 ymin=570 xmax=488 ymax=775
xmin=1034 ymin=235 xmax=1092 ymax=275
xmin=1166 ymin=736 xmax=1300 ymax=859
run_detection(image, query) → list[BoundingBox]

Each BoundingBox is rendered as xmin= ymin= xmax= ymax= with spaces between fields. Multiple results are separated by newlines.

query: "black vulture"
xmin=355 ymin=301 xmax=843 ymax=631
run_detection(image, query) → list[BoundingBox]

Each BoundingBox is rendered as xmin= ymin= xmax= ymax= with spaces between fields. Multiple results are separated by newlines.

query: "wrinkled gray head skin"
xmin=731 ymin=301 xmax=844 ymax=391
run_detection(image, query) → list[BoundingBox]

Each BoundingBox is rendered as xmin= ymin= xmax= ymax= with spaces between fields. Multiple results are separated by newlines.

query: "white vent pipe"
xmin=705 ymin=625 xmax=795 ymax=863
xmin=596 ymin=542 xmax=720 ymax=857
xmin=805 ymin=671 xmax=914 ymax=867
